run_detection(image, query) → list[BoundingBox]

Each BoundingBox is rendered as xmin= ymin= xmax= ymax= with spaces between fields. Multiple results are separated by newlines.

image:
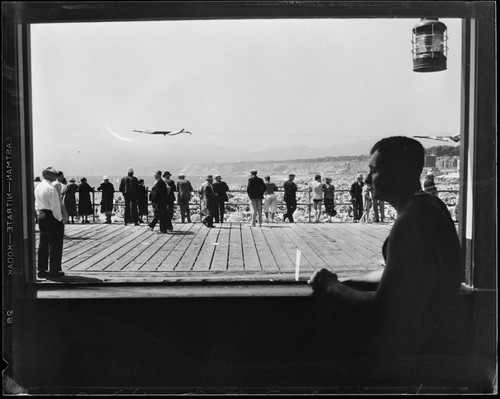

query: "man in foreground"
xmin=308 ymin=136 xmax=464 ymax=356
xmin=35 ymin=166 xmax=65 ymax=278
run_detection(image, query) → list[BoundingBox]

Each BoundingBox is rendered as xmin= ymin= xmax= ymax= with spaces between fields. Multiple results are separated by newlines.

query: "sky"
xmin=30 ymin=18 xmax=462 ymax=176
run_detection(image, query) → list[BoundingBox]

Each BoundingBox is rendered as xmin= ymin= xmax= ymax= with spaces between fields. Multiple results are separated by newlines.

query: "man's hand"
xmin=308 ymin=268 xmax=339 ymax=295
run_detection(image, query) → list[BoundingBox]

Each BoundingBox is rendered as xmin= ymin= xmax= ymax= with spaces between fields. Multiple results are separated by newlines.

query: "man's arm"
xmin=50 ymin=187 xmax=63 ymax=222
xmin=339 ymin=268 xmax=384 ymax=291
xmin=308 ymin=269 xmax=377 ymax=311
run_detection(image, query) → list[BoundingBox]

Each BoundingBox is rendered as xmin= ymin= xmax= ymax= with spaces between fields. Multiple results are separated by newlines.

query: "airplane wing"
xmin=133 ymin=130 xmax=155 ymax=134
xmin=163 ymin=129 xmax=192 ymax=136
xmin=133 ymin=129 xmax=192 ymax=136
xmin=413 ymin=135 xmax=459 ymax=143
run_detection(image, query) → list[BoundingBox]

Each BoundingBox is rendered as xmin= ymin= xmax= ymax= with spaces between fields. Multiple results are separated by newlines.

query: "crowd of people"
xmin=34 ymin=165 xmax=458 ymax=231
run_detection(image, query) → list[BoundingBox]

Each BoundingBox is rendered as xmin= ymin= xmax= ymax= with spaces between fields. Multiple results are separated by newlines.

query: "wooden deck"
xmin=36 ymin=221 xmax=392 ymax=283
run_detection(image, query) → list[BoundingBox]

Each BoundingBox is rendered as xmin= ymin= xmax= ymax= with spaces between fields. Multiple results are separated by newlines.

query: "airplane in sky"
xmin=133 ymin=128 xmax=192 ymax=137
xmin=413 ymin=135 xmax=461 ymax=143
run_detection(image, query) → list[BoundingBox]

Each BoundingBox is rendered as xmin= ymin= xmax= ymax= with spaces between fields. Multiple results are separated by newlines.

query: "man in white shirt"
xmin=35 ymin=166 xmax=65 ymax=278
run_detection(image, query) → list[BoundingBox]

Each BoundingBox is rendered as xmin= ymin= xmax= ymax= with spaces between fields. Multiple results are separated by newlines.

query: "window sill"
xmin=35 ymin=282 xmax=314 ymax=299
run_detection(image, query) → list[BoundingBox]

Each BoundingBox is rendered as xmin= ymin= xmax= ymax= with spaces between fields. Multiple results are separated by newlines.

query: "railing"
xmin=84 ymin=188 xmax=459 ymax=223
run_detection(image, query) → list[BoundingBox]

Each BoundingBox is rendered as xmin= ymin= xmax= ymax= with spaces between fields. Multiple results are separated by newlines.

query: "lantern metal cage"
xmin=412 ymin=18 xmax=448 ymax=72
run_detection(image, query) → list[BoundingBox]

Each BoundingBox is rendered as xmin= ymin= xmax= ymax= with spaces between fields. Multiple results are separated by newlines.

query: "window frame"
xmin=4 ymin=1 xmax=496 ymax=298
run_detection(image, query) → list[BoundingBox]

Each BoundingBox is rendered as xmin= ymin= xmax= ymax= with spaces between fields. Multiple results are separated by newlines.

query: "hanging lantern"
xmin=412 ymin=18 xmax=448 ymax=72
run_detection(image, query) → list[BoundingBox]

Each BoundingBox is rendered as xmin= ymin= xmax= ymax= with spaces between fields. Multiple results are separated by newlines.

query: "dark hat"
xmin=163 ymin=171 xmax=171 ymax=177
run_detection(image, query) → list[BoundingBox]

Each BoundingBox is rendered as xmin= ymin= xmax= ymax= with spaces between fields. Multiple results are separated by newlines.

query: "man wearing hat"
xmin=162 ymin=171 xmax=177 ymax=231
xmin=119 ymin=167 xmax=139 ymax=225
xmin=149 ymin=170 xmax=168 ymax=233
xmin=283 ymin=174 xmax=298 ymax=223
xmin=97 ymin=176 xmax=115 ymax=224
xmin=199 ymin=175 xmax=216 ymax=228
xmin=423 ymin=171 xmax=438 ymax=196
xmin=176 ymin=174 xmax=194 ymax=223
xmin=350 ymin=173 xmax=365 ymax=222
xmin=246 ymin=169 xmax=267 ymax=227
xmin=213 ymin=174 xmax=230 ymax=224
xmin=34 ymin=166 xmax=65 ymax=278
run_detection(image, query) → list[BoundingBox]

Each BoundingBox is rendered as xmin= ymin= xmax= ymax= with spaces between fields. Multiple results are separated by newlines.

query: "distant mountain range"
xmin=178 ymin=145 xmax=459 ymax=177
xmin=48 ymin=138 xmax=459 ymax=178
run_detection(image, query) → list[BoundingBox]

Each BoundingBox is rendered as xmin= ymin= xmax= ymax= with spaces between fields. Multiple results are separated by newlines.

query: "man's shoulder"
xmin=398 ymin=194 xmax=451 ymax=226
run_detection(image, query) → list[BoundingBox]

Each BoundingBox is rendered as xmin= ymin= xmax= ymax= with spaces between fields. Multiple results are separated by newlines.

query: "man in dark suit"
xmin=213 ymin=174 xmax=230 ymax=224
xmin=148 ymin=170 xmax=168 ymax=233
xmin=246 ymin=169 xmax=267 ymax=227
xmin=163 ymin=171 xmax=176 ymax=232
xmin=283 ymin=173 xmax=298 ymax=223
xmin=119 ymin=167 xmax=139 ymax=226
xmin=350 ymin=173 xmax=364 ymax=223
xmin=199 ymin=175 xmax=216 ymax=228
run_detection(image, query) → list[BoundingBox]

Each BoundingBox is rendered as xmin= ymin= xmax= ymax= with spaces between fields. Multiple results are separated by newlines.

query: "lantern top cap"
xmin=413 ymin=18 xmax=447 ymax=32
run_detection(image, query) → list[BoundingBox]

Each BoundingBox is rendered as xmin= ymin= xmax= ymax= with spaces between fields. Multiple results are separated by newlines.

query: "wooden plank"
xmin=104 ymin=227 xmax=173 ymax=272
xmin=63 ymin=224 xmax=133 ymax=259
xmin=192 ymin=225 xmax=221 ymax=271
xmin=210 ymin=224 xmax=231 ymax=271
xmin=175 ymin=223 xmax=211 ymax=271
xmin=311 ymin=224 xmax=369 ymax=270
xmin=124 ymin=229 xmax=174 ymax=272
xmin=61 ymin=224 xmax=112 ymax=252
xmin=261 ymin=226 xmax=295 ymax=271
xmin=116 ymin=229 xmax=163 ymax=271
xmin=281 ymin=225 xmax=327 ymax=271
xmin=341 ymin=224 xmax=385 ymax=260
xmin=156 ymin=223 xmax=198 ymax=271
xmin=160 ymin=223 xmax=204 ymax=271
xmin=251 ymin=226 xmax=279 ymax=272
xmin=271 ymin=225 xmax=313 ymax=271
xmin=71 ymin=226 xmax=151 ymax=271
xmin=140 ymin=224 xmax=193 ymax=272
xmin=241 ymin=225 xmax=262 ymax=271
xmin=63 ymin=225 xmax=136 ymax=269
xmin=227 ymin=223 xmax=244 ymax=271
xmin=323 ymin=224 xmax=384 ymax=270
xmin=300 ymin=223 xmax=356 ymax=271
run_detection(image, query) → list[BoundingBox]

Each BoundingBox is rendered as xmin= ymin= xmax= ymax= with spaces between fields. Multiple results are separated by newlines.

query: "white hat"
xmin=42 ymin=166 xmax=58 ymax=175
xmin=356 ymin=173 xmax=363 ymax=179
xmin=103 ymin=176 xmax=109 ymax=181
xmin=127 ymin=167 xmax=134 ymax=173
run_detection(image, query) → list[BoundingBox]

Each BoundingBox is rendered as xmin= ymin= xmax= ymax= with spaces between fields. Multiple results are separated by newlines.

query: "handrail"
xmin=86 ymin=188 xmax=459 ymax=223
